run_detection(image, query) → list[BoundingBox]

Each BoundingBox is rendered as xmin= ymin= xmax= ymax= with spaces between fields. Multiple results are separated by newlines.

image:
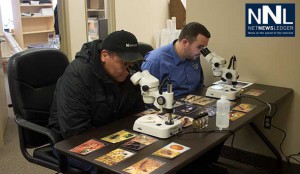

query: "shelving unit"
xmin=85 ymin=0 xmax=108 ymax=41
xmin=12 ymin=0 xmax=55 ymax=49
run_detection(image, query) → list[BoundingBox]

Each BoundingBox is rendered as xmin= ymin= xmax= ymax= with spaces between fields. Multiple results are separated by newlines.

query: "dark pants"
xmin=176 ymin=142 xmax=224 ymax=174
xmin=52 ymin=147 xmax=98 ymax=174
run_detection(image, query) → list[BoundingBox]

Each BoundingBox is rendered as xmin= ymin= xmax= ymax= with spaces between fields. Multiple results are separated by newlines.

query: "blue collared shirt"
xmin=141 ymin=40 xmax=204 ymax=97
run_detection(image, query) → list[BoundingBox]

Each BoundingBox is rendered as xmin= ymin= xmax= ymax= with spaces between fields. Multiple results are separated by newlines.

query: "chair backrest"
xmin=138 ymin=42 xmax=154 ymax=58
xmin=7 ymin=48 xmax=69 ymax=147
xmin=137 ymin=42 xmax=154 ymax=69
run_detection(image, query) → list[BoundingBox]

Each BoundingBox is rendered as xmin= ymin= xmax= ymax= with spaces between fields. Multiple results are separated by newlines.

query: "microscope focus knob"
xmin=157 ymin=96 xmax=166 ymax=105
xmin=214 ymin=62 xmax=220 ymax=67
xmin=142 ymin=85 xmax=149 ymax=92
xmin=226 ymin=72 xmax=232 ymax=79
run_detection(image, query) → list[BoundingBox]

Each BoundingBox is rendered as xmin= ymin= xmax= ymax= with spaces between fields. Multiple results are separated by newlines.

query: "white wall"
xmin=59 ymin=0 xmax=87 ymax=59
xmin=115 ymin=0 xmax=170 ymax=47
xmin=187 ymin=0 xmax=300 ymax=160
xmin=0 ymin=1 xmax=9 ymax=150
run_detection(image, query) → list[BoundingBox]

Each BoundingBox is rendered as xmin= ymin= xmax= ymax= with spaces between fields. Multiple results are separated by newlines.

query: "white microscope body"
xmin=200 ymin=47 xmax=242 ymax=100
xmin=130 ymin=71 xmax=182 ymax=138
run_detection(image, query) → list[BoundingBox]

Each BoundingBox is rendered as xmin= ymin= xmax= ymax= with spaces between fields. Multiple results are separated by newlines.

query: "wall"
xmin=0 ymin=56 xmax=8 ymax=149
xmin=187 ymin=0 xmax=300 ymax=160
xmin=0 ymin=2 xmax=8 ymax=150
xmin=59 ymin=0 xmax=87 ymax=60
xmin=115 ymin=0 xmax=170 ymax=47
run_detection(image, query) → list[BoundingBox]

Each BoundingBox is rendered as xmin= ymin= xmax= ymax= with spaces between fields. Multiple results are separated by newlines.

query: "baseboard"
xmin=220 ymin=145 xmax=300 ymax=174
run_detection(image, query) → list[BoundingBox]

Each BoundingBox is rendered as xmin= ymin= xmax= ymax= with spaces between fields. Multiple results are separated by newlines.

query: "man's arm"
xmin=56 ymin=66 xmax=91 ymax=139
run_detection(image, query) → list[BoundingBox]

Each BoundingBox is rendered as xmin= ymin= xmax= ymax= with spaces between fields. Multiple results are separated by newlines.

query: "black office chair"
xmin=136 ymin=42 xmax=154 ymax=69
xmin=7 ymin=48 xmax=87 ymax=174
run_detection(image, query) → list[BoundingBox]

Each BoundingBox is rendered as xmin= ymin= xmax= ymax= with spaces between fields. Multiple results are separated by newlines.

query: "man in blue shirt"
xmin=142 ymin=22 xmax=225 ymax=173
xmin=141 ymin=22 xmax=210 ymax=97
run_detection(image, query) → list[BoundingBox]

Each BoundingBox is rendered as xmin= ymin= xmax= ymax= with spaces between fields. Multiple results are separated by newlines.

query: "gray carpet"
xmin=0 ymin=110 xmax=54 ymax=174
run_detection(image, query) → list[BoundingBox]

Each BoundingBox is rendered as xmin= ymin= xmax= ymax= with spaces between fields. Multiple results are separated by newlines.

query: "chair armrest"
xmin=15 ymin=114 xmax=61 ymax=144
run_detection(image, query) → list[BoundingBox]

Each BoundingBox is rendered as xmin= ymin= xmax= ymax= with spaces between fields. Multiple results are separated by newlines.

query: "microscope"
xmin=200 ymin=47 xmax=242 ymax=100
xmin=130 ymin=71 xmax=182 ymax=138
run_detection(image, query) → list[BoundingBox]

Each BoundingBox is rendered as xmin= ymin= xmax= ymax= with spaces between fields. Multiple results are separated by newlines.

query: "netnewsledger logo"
xmin=246 ymin=3 xmax=295 ymax=37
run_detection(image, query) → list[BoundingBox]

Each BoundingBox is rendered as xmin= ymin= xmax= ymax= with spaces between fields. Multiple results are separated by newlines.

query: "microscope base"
xmin=133 ymin=114 xmax=182 ymax=139
xmin=206 ymin=85 xmax=242 ymax=100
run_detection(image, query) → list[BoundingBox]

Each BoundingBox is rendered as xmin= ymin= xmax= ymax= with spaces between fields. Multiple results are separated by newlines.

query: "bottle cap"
xmin=221 ymin=95 xmax=227 ymax=100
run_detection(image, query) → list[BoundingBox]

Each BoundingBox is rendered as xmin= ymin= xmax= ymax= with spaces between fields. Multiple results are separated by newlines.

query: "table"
xmin=55 ymin=83 xmax=292 ymax=174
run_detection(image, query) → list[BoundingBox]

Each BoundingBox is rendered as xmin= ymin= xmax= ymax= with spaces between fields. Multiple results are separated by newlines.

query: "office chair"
xmin=7 ymin=48 xmax=87 ymax=174
xmin=138 ymin=42 xmax=154 ymax=57
xmin=137 ymin=42 xmax=154 ymax=69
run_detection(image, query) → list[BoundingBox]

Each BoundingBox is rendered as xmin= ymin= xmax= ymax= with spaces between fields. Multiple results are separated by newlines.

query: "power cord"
xmin=271 ymin=124 xmax=300 ymax=165
xmin=240 ymin=95 xmax=296 ymax=166
xmin=240 ymin=95 xmax=278 ymax=129
xmin=270 ymin=123 xmax=289 ymax=163
xmin=287 ymin=153 xmax=300 ymax=165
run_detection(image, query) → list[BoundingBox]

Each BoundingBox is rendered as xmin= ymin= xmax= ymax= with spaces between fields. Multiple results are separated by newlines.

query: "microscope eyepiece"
xmin=200 ymin=47 xmax=211 ymax=57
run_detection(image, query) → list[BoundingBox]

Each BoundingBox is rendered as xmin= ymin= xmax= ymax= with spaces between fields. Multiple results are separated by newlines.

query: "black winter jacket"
xmin=48 ymin=40 xmax=145 ymax=139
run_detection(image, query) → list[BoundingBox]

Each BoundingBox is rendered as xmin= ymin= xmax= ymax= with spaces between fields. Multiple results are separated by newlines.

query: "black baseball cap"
xmin=100 ymin=30 xmax=144 ymax=62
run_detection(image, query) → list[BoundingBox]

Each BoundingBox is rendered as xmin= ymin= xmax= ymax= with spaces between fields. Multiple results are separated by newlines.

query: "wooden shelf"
xmin=86 ymin=0 xmax=108 ymax=41
xmin=12 ymin=0 xmax=54 ymax=49
xmin=87 ymin=9 xmax=105 ymax=12
xmin=23 ymin=30 xmax=54 ymax=35
xmin=20 ymin=4 xmax=52 ymax=7
xmin=21 ymin=16 xmax=54 ymax=19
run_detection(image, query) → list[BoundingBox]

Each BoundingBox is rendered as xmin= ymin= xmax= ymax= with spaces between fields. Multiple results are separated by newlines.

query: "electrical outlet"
xmin=264 ymin=116 xmax=272 ymax=129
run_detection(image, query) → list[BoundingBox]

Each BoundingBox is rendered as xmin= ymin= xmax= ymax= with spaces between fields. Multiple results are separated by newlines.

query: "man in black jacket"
xmin=49 ymin=30 xmax=145 ymax=174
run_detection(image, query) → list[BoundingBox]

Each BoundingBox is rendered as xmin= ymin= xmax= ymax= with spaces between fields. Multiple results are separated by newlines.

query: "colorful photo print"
xmin=158 ymin=113 xmax=182 ymax=120
xmin=135 ymin=109 xmax=160 ymax=117
xmin=69 ymin=139 xmax=106 ymax=155
xmin=95 ymin=148 xmax=135 ymax=166
xmin=101 ymin=130 xmax=137 ymax=144
xmin=153 ymin=142 xmax=190 ymax=159
xmin=244 ymin=89 xmax=266 ymax=96
xmin=232 ymin=103 xmax=256 ymax=113
xmin=193 ymin=97 xmax=216 ymax=106
xmin=121 ymin=134 xmax=158 ymax=151
xmin=175 ymin=104 xmax=201 ymax=114
xmin=230 ymin=111 xmax=246 ymax=121
xmin=180 ymin=95 xmax=203 ymax=104
xmin=173 ymin=101 xmax=185 ymax=108
xmin=179 ymin=116 xmax=193 ymax=128
xmin=123 ymin=157 xmax=165 ymax=174
xmin=179 ymin=95 xmax=216 ymax=106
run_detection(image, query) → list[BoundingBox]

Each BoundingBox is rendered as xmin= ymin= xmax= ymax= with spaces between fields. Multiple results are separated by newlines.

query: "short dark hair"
xmin=178 ymin=22 xmax=211 ymax=42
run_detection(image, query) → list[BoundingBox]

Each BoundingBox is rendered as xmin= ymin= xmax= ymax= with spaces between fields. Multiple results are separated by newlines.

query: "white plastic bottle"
xmin=216 ymin=95 xmax=230 ymax=130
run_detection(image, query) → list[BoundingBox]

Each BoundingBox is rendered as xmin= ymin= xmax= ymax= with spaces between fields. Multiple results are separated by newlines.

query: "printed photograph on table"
xmin=230 ymin=111 xmax=246 ymax=121
xmin=180 ymin=116 xmax=193 ymax=128
xmin=135 ymin=108 xmax=160 ymax=117
xmin=175 ymin=104 xmax=201 ymax=114
xmin=69 ymin=139 xmax=106 ymax=155
xmin=152 ymin=142 xmax=190 ymax=159
xmin=101 ymin=130 xmax=137 ymax=143
xmin=123 ymin=157 xmax=165 ymax=174
xmin=158 ymin=113 xmax=182 ymax=120
xmin=95 ymin=148 xmax=135 ymax=166
xmin=193 ymin=97 xmax=216 ymax=106
xmin=121 ymin=134 xmax=158 ymax=151
xmin=180 ymin=94 xmax=203 ymax=104
xmin=244 ymin=89 xmax=266 ymax=96
xmin=232 ymin=103 xmax=256 ymax=113
xmin=173 ymin=100 xmax=185 ymax=108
